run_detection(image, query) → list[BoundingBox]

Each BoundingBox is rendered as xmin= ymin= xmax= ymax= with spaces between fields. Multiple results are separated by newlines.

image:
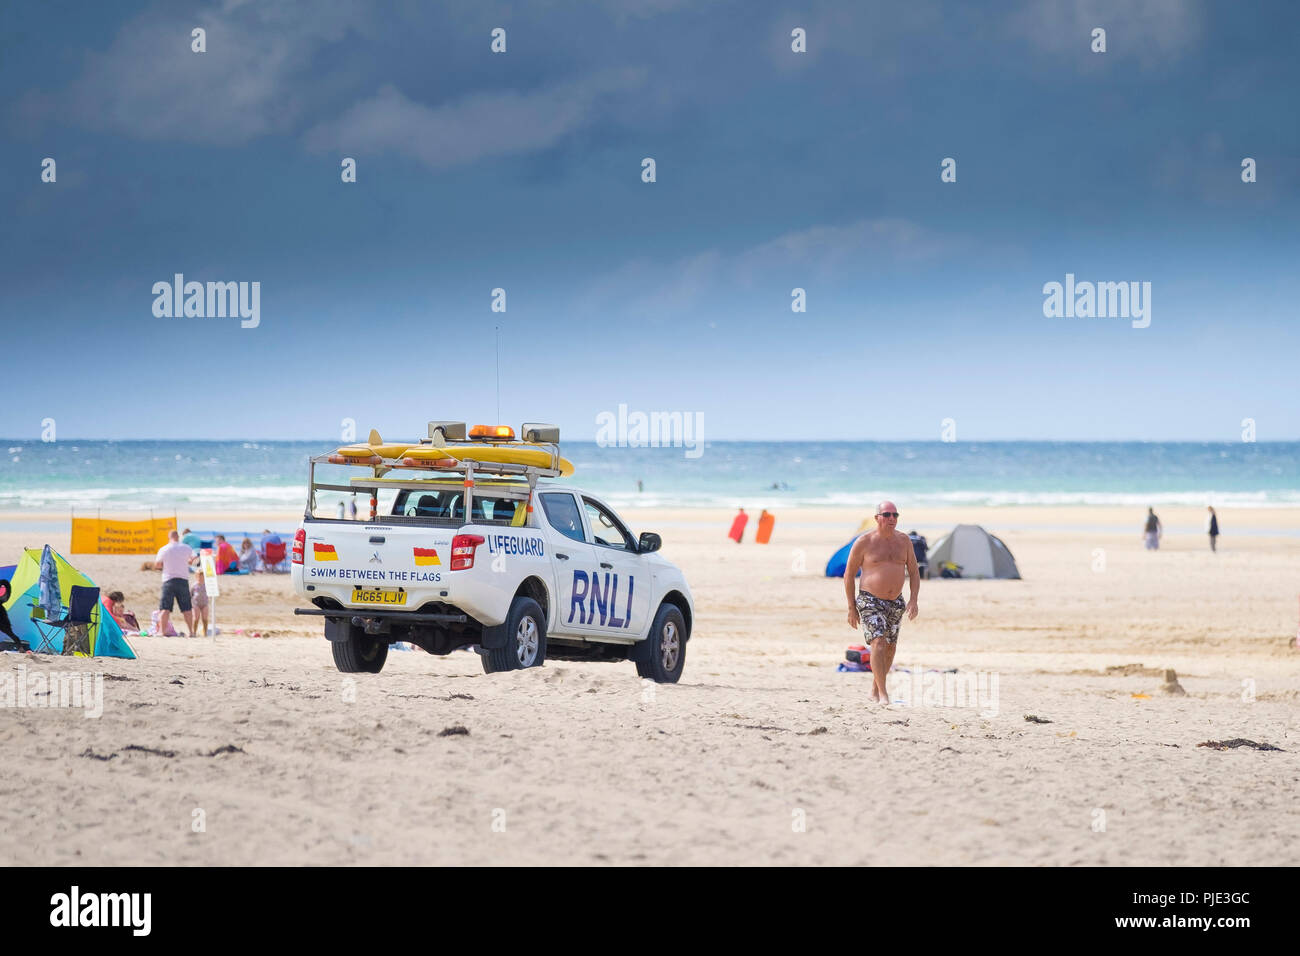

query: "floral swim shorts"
xmin=856 ymin=589 xmax=906 ymax=645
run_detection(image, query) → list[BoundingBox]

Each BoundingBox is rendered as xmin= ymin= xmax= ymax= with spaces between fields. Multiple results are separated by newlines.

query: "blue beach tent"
xmin=1 ymin=547 xmax=136 ymax=658
xmin=825 ymin=538 xmax=857 ymax=577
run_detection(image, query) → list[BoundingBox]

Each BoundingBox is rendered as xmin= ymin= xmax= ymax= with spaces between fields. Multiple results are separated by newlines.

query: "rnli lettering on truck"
xmin=568 ymin=570 xmax=635 ymax=628
xmin=485 ymin=534 xmax=545 ymax=557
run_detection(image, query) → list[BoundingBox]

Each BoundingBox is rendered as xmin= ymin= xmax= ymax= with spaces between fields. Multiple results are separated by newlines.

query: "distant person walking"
xmin=845 ymin=501 xmax=920 ymax=706
xmin=153 ymin=530 xmax=195 ymax=637
xmin=1143 ymin=508 xmax=1163 ymax=550
xmin=1207 ymin=506 xmax=1220 ymax=552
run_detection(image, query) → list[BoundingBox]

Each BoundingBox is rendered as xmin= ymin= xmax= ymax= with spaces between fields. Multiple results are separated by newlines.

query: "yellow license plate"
xmin=352 ymin=588 xmax=407 ymax=606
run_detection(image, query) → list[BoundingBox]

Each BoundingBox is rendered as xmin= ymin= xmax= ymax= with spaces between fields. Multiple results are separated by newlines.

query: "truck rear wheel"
xmin=331 ymin=623 xmax=389 ymax=674
xmin=636 ymin=604 xmax=686 ymax=683
xmin=480 ymin=596 xmax=547 ymax=673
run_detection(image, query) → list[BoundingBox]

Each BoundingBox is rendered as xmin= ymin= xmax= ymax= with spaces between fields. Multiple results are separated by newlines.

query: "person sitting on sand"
xmin=214 ymin=535 xmax=239 ymax=574
xmin=844 ymin=501 xmax=920 ymax=706
xmin=103 ymin=590 xmax=141 ymax=634
xmin=1143 ymin=508 xmax=1163 ymax=550
xmin=181 ymin=527 xmax=202 ymax=553
xmin=238 ymin=537 xmax=259 ymax=573
xmin=0 ymin=578 xmax=29 ymax=651
xmin=190 ymin=570 xmax=211 ymax=637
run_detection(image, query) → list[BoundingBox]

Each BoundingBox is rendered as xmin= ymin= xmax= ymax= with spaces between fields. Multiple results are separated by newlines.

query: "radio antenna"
xmin=495 ymin=325 xmax=501 ymax=423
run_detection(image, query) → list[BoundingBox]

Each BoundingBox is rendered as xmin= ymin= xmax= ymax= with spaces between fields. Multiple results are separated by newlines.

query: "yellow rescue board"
xmin=334 ymin=436 xmax=575 ymax=476
xmin=439 ymin=443 xmax=575 ymax=476
xmin=333 ymin=441 xmax=423 ymax=459
xmin=401 ymin=447 xmax=462 ymax=461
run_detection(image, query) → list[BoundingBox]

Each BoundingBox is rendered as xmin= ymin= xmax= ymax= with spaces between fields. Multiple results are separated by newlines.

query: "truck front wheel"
xmin=331 ymin=622 xmax=389 ymax=674
xmin=636 ymin=604 xmax=686 ymax=683
xmin=480 ymin=596 xmax=547 ymax=674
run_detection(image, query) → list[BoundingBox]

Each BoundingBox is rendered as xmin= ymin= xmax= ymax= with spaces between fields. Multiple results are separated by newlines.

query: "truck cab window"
xmin=540 ymin=493 xmax=586 ymax=543
xmin=583 ymin=498 xmax=635 ymax=551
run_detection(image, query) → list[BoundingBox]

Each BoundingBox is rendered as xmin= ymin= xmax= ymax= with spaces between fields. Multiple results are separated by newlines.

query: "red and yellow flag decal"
xmin=413 ymin=547 xmax=440 ymax=566
xmin=313 ymin=543 xmax=339 ymax=561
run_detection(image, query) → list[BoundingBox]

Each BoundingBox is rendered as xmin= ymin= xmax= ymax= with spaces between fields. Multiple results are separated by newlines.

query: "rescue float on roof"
xmin=326 ymin=421 xmax=575 ymax=478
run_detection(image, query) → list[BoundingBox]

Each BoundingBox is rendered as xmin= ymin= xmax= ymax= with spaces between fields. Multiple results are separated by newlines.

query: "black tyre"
xmin=636 ymin=604 xmax=686 ymax=683
xmin=331 ymin=623 xmax=389 ymax=674
xmin=481 ymin=596 xmax=547 ymax=674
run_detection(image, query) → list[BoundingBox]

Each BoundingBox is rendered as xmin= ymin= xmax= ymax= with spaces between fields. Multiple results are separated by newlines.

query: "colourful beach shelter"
xmin=1 ymin=547 xmax=137 ymax=659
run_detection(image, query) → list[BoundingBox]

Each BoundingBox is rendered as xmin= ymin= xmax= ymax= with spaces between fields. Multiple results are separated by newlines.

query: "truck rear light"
xmin=450 ymin=534 xmax=485 ymax=570
xmin=292 ymin=528 xmax=306 ymax=565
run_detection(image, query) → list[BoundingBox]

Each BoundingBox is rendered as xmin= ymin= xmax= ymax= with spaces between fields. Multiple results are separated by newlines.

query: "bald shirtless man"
xmin=845 ymin=501 xmax=919 ymax=704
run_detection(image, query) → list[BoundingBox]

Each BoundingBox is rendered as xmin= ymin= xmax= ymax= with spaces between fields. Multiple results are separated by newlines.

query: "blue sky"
xmin=2 ymin=0 xmax=1297 ymax=441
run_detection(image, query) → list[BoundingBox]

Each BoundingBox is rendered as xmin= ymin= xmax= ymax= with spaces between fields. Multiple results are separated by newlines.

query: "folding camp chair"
xmin=259 ymin=539 xmax=288 ymax=572
xmin=30 ymin=585 xmax=99 ymax=655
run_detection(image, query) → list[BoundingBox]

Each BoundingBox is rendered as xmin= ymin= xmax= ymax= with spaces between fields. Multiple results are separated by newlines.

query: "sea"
xmin=1 ymin=440 xmax=1298 ymax=514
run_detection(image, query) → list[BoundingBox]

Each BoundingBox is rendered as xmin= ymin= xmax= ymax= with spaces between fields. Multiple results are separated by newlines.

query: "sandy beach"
xmin=2 ymin=505 xmax=1298 ymax=866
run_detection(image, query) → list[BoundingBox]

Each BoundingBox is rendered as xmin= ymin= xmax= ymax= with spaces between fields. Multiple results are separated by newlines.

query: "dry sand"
xmin=2 ymin=506 xmax=1298 ymax=865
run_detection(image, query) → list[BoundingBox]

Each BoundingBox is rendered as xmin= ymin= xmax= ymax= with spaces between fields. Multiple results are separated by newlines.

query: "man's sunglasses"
xmin=877 ymin=511 xmax=899 ymax=518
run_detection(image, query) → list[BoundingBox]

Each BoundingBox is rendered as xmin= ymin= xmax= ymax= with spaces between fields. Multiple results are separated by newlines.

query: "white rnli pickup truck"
xmin=292 ymin=421 xmax=693 ymax=682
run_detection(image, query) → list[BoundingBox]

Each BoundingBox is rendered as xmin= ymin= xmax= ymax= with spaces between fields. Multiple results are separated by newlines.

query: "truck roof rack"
xmin=305 ymin=443 xmax=565 ymax=521
xmin=310 ymin=450 xmax=565 ymax=480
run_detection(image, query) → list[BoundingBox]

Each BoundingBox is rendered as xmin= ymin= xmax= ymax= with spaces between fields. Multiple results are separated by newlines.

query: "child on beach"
xmin=191 ymin=571 xmax=211 ymax=636
xmin=149 ymin=609 xmax=179 ymax=637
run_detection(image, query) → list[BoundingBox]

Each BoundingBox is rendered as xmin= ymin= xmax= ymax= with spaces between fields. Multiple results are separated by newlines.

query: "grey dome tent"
xmin=928 ymin=525 xmax=1021 ymax=579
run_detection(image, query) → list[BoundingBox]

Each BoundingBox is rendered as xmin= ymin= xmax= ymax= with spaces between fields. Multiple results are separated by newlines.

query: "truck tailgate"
xmin=301 ymin=522 xmax=454 ymax=610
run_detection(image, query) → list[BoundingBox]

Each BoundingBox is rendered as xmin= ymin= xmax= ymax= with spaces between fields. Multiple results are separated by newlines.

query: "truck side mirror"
xmin=638 ymin=532 xmax=662 ymax=554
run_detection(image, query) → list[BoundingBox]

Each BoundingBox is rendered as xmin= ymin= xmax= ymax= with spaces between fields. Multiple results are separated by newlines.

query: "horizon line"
xmin=2 ymin=437 xmax=1296 ymax=445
